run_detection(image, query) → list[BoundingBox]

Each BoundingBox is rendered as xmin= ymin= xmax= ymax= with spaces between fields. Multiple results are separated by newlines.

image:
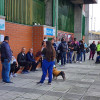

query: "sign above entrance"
xmin=44 ymin=28 xmax=55 ymax=36
xmin=0 ymin=19 xmax=5 ymax=30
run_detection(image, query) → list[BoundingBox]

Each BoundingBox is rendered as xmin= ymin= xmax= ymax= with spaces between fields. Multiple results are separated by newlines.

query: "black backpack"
xmin=61 ymin=43 xmax=67 ymax=52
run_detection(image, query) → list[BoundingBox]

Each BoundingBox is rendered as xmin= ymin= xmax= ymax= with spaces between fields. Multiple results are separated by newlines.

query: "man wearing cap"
xmin=1 ymin=36 xmax=12 ymax=83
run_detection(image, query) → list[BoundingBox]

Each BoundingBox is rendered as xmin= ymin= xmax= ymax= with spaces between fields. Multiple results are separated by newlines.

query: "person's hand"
xmin=35 ymin=61 xmax=37 ymax=63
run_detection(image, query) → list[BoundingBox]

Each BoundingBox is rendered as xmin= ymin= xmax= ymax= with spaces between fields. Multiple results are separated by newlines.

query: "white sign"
xmin=44 ymin=27 xmax=55 ymax=36
xmin=0 ymin=34 xmax=4 ymax=42
xmin=0 ymin=19 xmax=5 ymax=30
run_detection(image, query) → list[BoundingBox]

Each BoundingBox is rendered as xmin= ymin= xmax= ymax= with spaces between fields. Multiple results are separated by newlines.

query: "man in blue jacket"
xmin=26 ymin=48 xmax=38 ymax=71
xmin=1 ymin=36 xmax=12 ymax=83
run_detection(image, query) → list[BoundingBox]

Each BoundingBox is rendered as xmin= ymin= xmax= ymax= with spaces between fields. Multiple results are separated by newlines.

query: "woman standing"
xmin=37 ymin=41 xmax=56 ymax=85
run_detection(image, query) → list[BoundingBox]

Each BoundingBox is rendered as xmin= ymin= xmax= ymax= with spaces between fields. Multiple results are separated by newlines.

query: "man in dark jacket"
xmin=26 ymin=48 xmax=38 ymax=71
xmin=58 ymin=38 xmax=67 ymax=66
xmin=17 ymin=47 xmax=29 ymax=74
xmin=1 ymin=36 xmax=12 ymax=83
xmin=89 ymin=41 xmax=96 ymax=60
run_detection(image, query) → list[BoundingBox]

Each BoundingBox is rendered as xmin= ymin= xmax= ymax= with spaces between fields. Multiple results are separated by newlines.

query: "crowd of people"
xmin=0 ymin=36 xmax=100 ymax=84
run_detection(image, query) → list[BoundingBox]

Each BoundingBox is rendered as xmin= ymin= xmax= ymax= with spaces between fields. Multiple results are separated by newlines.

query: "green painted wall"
xmin=4 ymin=0 xmax=45 ymax=25
xmin=0 ymin=0 xmax=5 ymax=16
xmin=82 ymin=15 xmax=85 ymax=37
xmin=58 ymin=0 xmax=74 ymax=33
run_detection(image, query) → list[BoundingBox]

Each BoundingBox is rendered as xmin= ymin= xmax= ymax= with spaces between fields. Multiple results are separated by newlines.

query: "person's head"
xmin=80 ymin=40 xmax=83 ymax=44
xmin=44 ymin=37 xmax=46 ymax=39
xmin=61 ymin=37 xmax=65 ymax=42
xmin=4 ymin=36 xmax=9 ymax=43
xmin=93 ymin=41 xmax=95 ymax=44
xmin=42 ymin=41 xmax=46 ymax=47
xmin=98 ymin=41 xmax=100 ymax=44
xmin=21 ymin=47 xmax=26 ymax=53
xmin=29 ymin=48 xmax=33 ymax=53
xmin=51 ymin=38 xmax=55 ymax=44
xmin=74 ymin=38 xmax=76 ymax=41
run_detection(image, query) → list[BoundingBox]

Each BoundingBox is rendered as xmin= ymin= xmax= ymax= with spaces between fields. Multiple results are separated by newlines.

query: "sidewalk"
xmin=0 ymin=57 xmax=100 ymax=100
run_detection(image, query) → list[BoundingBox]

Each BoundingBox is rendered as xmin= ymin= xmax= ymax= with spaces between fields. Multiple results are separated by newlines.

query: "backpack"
xmin=60 ymin=43 xmax=67 ymax=52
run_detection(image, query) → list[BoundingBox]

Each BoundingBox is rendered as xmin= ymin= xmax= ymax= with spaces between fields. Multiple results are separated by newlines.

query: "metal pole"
xmin=55 ymin=0 xmax=58 ymax=37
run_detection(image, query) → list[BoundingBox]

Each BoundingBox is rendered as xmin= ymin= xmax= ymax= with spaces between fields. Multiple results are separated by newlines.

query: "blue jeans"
xmin=67 ymin=52 xmax=73 ymax=63
xmin=40 ymin=59 xmax=54 ymax=83
xmin=80 ymin=52 xmax=84 ymax=61
xmin=2 ymin=59 xmax=11 ymax=82
xmin=83 ymin=50 xmax=86 ymax=61
xmin=77 ymin=53 xmax=81 ymax=61
xmin=96 ymin=56 xmax=100 ymax=63
xmin=61 ymin=52 xmax=66 ymax=65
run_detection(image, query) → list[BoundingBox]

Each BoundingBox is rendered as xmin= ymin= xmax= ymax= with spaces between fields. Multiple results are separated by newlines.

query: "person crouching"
xmin=53 ymin=65 xmax=66 ymax=81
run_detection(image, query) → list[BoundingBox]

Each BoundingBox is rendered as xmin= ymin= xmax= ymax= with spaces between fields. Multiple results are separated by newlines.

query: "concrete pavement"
xmin=0 ymin=56 xmax=100 ymax=100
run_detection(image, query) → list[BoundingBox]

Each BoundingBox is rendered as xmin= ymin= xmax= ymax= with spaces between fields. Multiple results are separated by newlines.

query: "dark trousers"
xmin=61 ymin=52 xmax=66 ymax=65
xmin=19 ymin=61 xmax=29 ymax=71
xmin=83 ymin=50 xmax=86 ymax=61
xmin=89 ymin=51 xmax=95 ymax=60
xmin=29 ymin=61 xmax=38 ymax=71
xmin=96 ymin=56 xmax=100 ymax=63
xmin=97 ymin=51 xmax=100 ymax=55
xmin=10 ymin=62 xmax=20 ymax=74
xmin=57 ymin=53 xmax=61 ymax=63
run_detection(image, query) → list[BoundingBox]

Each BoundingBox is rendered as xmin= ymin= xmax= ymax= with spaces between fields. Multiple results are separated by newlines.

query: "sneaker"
xmin=80 ymin=62 xmax=82 ymax=63
xmin=37 ymin=82 xmax=43 ymax=85
xmin=22 ymin=71 xmax=29 ymax=74
xmin=76 ymin=61 xmax=79 ymax=63
xmin=45 ymin=77 xmax=49 ymax=80
xmin=10 ymin=73 xmax=13 ymax=79
xmin=13 ymin=73 xmax=17 ymax=77
xmin=48 ymin=83 xmax=51 ymax=85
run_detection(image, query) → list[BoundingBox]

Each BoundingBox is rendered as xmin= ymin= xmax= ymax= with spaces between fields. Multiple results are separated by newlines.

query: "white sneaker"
xmin=77 ymin=61 xmax=79 ymax=63
xmin=45 ymin=77 xmax=49 ymax=80
xmin=80 ymin=62 xmax=82 ymax=63
xmin=10 ymin=73 xmax=13 ymax=78
xmin=13 ymin=73 xmax=17 ymax=77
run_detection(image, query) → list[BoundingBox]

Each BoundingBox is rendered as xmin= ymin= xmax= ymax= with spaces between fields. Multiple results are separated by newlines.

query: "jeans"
xmin=67 ymin=52 xmax=73 ymax=63
xmin=61 ymin=52 xmax=66 ymax=65
xmin=83 ymin=50 xmax=86 ymax=61
xmin=40 ymin=59 xmax=54 ymax=83
xmin=80 ymin=52 xmax=84 ymax=61
xmin=77 ymin=53 xmax=81 ymax=61
xmin=2 ymin=59 xmax=11 ymax=82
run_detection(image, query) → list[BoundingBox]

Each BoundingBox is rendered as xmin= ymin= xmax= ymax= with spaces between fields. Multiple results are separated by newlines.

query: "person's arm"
xmin=4 ymin=43 xmax=12 ymax=62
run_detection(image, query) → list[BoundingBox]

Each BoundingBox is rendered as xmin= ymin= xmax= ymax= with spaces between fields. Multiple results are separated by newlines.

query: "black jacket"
xmin=90 ymin=43 xmax=96 ymax=52
xmin=17 ymin=52 xmax=26 ymax=64
xmin=79 ymin=43 xmax=84 ymax=52
xmin=58 ymin=41 xmax=67 ymax=52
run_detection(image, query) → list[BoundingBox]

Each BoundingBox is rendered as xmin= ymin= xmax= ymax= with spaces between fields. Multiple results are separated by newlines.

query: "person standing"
xmin=1 ymin=36 xmax=12 ymax=83
xmin=37 ymin=41 xmax=56 ymax=85
xmin=72 ymin=41 xmax=78 ymax=63
xmin=89 ymin=41 xmax=96 ymax=60
xmin=97 ymin=41 xmax=100 ymax=55
xmin=55 ymin=37 xmax=61 ymax=64
xmin=58 ymin=38 xmax=67 ymax=65
xmin=79 ymin=40 xmax=84 ymax=63
xmin=67 ymin=41 xmax=74 ymax=63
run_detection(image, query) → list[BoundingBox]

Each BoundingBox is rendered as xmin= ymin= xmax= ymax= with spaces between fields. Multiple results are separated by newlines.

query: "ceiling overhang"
xmin=70 ymin=0 xmax=97 ymax=4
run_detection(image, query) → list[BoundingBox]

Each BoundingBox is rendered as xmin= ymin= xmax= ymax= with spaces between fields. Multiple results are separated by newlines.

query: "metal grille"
xmin=0 ymin=0 xmax=5 ymax=16
xmin=58 ymin=0 xmax=74 ymax=33
xmin=4 ymin=0 xmax=45 ymax=25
